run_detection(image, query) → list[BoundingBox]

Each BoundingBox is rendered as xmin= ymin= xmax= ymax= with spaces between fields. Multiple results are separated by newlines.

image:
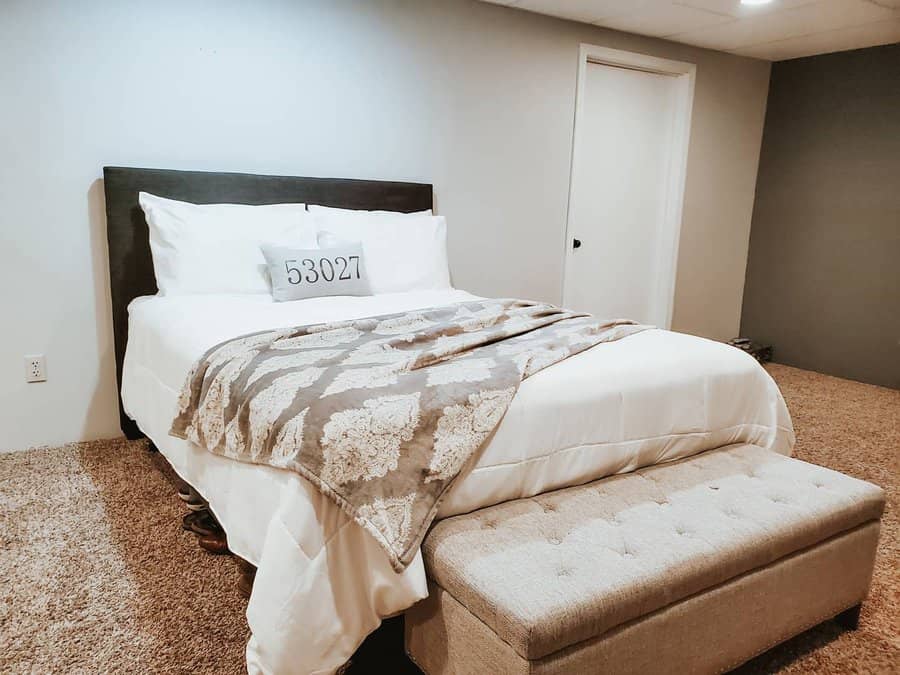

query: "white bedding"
xmin=121 ymin=290 xmax=794 ymax=675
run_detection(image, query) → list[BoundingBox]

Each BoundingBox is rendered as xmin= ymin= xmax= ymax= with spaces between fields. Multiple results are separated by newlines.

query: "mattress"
xmin=121 ymin=289 xmax=794 ymax=675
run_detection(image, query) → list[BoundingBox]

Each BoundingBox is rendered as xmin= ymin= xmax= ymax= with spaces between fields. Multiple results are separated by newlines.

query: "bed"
xmin=104 ymin=167 xmax=794 ymax=674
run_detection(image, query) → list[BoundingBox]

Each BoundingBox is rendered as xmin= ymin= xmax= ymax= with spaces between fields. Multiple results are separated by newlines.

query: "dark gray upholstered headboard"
xmin=103 ymin=166 xmax=433 ymax=439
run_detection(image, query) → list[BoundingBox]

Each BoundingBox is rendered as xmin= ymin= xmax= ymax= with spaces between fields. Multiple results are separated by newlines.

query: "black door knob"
xmin=573 ymin=238 xmax=582 ymax=249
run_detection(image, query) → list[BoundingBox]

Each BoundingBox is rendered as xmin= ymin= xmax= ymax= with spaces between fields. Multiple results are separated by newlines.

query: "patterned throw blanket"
xmin=171 ymin=300 xmax=650 ymax=570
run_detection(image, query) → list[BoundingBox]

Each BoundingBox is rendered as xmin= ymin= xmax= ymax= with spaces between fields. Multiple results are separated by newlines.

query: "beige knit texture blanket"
xmin=171 ymin=299 xmax=650 ymax=570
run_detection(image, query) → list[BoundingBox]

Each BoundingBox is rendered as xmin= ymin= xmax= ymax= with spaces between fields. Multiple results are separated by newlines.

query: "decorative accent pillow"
xmin=308 ymin=206 xmax=451 ymax=294
xmin=261 ymin=243 xmax=372 ymax=302
xmin=139 ymin=192 xmax=316 ymax=295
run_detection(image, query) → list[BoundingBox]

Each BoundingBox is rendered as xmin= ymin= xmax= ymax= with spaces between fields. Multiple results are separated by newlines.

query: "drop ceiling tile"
xmin=513 ymin=0 xmax=653 ymax=24
xmin=672 ymin=0 xmax=897 ymax=50
xmin=733 ymin=17 xmax=900 ymax=59
xmin=481 ymin=0 xmax=900 ymax=60
xmin=678 ymin=0 xmax=821 ymax=19
xmin=598 ymin=3 xmax=736 ymax=37
xmin=659 ymin=23 xmax=745 ymax=50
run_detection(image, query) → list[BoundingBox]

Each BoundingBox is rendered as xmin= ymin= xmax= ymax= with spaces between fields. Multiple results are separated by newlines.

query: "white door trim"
xmin=562 ymin=44 xmax=696 ymax=329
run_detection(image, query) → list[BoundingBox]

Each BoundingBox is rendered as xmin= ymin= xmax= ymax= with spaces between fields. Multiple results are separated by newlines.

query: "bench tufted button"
xmin=709 ymin=485 xmax=720 ymax=491
xmin=541 ymin=503 xmax=557 ymax=514
xmin=557 ymin=567 xmax=572 ymax=578
xmin=483 ymin=520 xmax=497 ymax=530
xmin=548 ymin=537 xmax=562 ymax=546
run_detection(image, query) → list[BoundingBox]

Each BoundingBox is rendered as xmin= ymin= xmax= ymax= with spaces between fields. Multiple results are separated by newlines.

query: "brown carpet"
xmin=0 ymin=364 xmax=897 ymax=674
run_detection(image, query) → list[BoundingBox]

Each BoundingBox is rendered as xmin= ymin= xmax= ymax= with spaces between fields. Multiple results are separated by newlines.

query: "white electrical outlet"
xmin=24 ymin=355 xmax=47 ymax=383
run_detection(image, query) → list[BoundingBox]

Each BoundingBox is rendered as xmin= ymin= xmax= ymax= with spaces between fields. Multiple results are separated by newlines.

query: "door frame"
xmin=562 ymin=44 xmax=696 ymax=329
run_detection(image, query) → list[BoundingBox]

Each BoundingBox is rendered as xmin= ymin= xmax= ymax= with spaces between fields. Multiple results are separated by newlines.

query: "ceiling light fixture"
xmin=740 ymin=0 xmax=774 ymax=4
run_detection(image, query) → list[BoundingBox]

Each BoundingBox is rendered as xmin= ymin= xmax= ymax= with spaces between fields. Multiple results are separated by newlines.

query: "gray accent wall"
xmin=741 ymin=44 xmax=900 ymax=389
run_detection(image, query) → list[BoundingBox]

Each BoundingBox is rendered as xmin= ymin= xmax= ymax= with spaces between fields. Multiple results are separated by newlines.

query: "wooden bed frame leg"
xmin=236 ymin=557 xmax=257 ymax=599
xmin=835 ymin=603 xmax=862 ymax=630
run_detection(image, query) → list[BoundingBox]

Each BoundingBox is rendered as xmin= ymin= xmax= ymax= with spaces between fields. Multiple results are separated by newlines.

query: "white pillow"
xmin=139 ymin=193 xmax=316 ymax=295
xmin=308 ymin=206 xmax=450 ymax=294
xmin=316 ymin=230 xmax=354 ymax=248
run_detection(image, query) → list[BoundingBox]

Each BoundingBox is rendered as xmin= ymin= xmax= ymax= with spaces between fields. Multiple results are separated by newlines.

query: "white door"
xmin=564 ymin=58 xmax=688 ymax=327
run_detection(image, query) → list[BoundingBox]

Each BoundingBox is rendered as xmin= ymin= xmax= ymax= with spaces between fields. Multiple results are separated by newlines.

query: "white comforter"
xmin=121 ymin=290 xmax=794 ymax=675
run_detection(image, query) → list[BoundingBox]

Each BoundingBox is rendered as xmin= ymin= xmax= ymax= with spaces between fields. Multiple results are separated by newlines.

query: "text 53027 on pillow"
xmin=261 ymin=244 xmax=372 ymax=301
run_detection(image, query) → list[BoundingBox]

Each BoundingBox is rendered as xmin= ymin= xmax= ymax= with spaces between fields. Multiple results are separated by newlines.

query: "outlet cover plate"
xmin=25 ymin=355 xmax=46 ymax=383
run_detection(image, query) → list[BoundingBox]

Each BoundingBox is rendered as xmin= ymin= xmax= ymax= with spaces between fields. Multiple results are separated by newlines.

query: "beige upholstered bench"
xmin=406 ymin=444 xmax=884 ymax=674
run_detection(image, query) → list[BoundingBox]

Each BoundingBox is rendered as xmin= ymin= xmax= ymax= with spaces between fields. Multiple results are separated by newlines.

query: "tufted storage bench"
xmin=405 ymin=444 xmax=884 ymax=674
